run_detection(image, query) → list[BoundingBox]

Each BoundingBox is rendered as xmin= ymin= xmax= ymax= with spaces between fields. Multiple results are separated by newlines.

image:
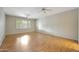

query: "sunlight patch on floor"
xmin=17 ymin=35 xmax=30 ymax=45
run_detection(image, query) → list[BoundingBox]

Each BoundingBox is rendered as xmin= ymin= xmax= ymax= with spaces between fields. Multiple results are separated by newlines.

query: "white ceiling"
xmin=3 ymin=7 xmax=77 ymax=19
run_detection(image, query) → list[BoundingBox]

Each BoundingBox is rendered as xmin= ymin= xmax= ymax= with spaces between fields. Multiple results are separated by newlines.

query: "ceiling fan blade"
xmin=41 ymin=7 xmax=52 ymax=11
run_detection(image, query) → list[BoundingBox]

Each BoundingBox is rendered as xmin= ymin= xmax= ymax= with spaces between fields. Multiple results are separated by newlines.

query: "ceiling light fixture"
xmin=41 ymin=7 xmax=52 ymax=14
xmin=25 ymin=14 xmax=30 ymax=19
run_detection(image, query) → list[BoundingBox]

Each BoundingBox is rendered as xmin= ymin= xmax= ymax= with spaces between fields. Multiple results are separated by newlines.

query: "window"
xmin=16 ymin=19 xmax=31 ymax=29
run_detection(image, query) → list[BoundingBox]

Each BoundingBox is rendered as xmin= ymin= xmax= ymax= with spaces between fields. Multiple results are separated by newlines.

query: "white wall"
xmin=6 ymin=15 xmax=36 ymax=35
xmin=37 ymin=9 xmax=78 ymax=40
xmin=78 ymin=8 xmax=79 ymax=42
xmin=0 ymin=8 xmax=5 ymax=46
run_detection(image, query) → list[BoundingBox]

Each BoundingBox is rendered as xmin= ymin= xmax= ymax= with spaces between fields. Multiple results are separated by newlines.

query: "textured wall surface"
xmin=0 ymin=8 xmax=5 ymax=46
xmin=37 ymin=9 xmax=78 ymax=40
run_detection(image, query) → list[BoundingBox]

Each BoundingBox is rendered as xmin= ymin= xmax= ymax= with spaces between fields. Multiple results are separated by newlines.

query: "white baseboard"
xmin=37 ymin=30 xmax=75 ymax=40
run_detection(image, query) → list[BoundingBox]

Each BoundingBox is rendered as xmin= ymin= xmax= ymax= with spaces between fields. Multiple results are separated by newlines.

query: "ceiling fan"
xmin=41 ymin=7 xmax=52 ymax=13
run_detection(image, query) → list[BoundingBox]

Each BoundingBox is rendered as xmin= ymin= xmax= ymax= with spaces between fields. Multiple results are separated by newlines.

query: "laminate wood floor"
xmin=0 ymin=32 xmax=79 ymax=52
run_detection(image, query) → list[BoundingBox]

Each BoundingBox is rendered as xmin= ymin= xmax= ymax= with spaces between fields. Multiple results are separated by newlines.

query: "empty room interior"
xmin=0 ymin=7 xmax=79 ymax=52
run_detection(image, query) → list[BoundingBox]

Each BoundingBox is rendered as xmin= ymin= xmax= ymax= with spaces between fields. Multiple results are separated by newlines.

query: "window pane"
xmin=16 ymin=19 xmax=31 ymax=29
